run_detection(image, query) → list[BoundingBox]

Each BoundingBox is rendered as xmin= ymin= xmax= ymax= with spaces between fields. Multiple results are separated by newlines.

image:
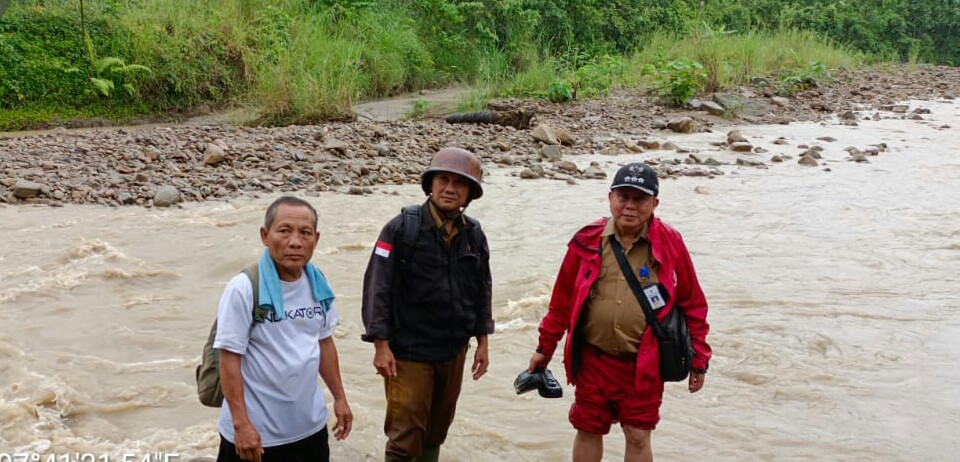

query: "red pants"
xmin=569 ymin=346 xmax=664 ymax=434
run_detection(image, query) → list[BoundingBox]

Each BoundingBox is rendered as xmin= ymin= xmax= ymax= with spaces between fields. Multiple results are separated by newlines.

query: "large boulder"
xmin=204 ymin=143 xmax=226 ymax=166
xmin=153 ymin=185 xmax=181 ymax=207
xmin=582 ymin=161 xmax=607 ymax=179
xmin=555 ymin=128 xmax=576 ymax=146
xmin=553 ymin=160 xmax=579 ymax=173
xmin=713 ymin=93 xmax=745 ymax=112
xmin=727 ymin=130 xmax=748 ymax=144
xmin=666 ymin=117 xmax=696 ymax=133
xmin=702 ymin=101 xmax=725 ymax=116
xmin=532 ymin=124 xmax=560 ymax=145
xmin=13 ymin=180 xmax=43 ymax=199
xmin=541 ymin=145 xmax=563 ymax=162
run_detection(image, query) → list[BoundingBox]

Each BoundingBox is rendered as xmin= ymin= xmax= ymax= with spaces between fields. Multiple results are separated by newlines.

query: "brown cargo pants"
xmin=384 ymin=347 xmax=467 ymax=460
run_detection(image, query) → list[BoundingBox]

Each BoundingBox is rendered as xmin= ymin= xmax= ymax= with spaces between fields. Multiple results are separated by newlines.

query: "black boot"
xmin=411 ymin=445 xmax=440 ymax=462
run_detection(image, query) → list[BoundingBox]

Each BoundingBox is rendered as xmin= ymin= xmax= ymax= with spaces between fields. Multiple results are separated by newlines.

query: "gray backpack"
xmin=196 ymin=263 xmax=266 ymax=407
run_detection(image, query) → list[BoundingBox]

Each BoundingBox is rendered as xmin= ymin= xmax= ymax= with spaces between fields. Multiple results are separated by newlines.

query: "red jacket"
xmin=536 ymin=216 xmax=711 ymax=393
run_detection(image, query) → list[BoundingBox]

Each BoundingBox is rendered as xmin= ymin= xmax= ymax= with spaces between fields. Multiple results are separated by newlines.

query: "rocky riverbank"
xmin=1 ymin=64 xmax=957 ymax=208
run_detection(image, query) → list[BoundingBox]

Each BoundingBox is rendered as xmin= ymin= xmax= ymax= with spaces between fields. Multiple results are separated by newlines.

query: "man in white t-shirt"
xmin=214 ymin=196 xmax=353 ymax=462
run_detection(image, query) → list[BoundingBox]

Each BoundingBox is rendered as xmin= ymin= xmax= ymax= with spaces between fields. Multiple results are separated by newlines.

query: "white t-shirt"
xmin=214 ymin=272 xmax=339 ymax=447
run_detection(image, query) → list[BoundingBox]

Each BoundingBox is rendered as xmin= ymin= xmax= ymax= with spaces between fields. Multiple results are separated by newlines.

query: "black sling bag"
xmin=609 ymin=237 xmax=692 ymax=382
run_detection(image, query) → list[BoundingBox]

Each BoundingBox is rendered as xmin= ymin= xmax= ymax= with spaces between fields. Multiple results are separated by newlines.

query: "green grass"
xmin=0 ymin=102 xmax=150 ymax=131
xmin=118 ymin=0 xmax=259 ymax=110
xmin=500 ymin=57 xmax=561 ymax=99
xmin=253 ymin=12 xmax=361 ymax=124
xmin=456 ymin=86 xmax=495 ymax=113
xmin=493 ymin=27 xmax=863 ymax=104
xmin=629 ymin=28 xmax=863 ymax=92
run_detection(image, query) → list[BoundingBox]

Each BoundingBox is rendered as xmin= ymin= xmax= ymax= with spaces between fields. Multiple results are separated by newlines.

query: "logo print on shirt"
xmin=266 ymin=306 xmax=327 ymax=324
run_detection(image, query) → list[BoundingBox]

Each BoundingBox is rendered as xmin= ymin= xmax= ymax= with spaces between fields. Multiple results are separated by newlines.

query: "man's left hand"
xmin=331 ymin=399 xmax=353 ymax=440
xmin=688 ymin=371 xmax=706 ymax=393
xmin=471 ymin=340 xmax=489 ymax=380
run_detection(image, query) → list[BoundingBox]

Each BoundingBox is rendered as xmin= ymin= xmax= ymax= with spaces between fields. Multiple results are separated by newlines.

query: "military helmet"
xmin=420 ymin=147 xmax=483 ymax=200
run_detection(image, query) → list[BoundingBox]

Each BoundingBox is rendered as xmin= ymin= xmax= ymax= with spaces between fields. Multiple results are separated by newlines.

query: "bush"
xmin=571 ymin=54 xmax=627 ymax=98
xmin=545 ymin=81 xmax=572 ymax=102
xmin=778 ymin=60 xmax=829 ymax=95
xmin=652 ymin=58 xmax=705 ymax=107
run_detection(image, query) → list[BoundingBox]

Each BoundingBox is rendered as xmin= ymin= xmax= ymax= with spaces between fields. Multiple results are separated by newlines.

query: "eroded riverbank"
xmin=0 ymin=65 xmax=957 ymax=208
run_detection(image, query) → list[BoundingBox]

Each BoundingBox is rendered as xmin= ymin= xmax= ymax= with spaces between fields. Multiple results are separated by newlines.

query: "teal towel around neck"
xmin=257 ymin=249 xmax=335 ymax=320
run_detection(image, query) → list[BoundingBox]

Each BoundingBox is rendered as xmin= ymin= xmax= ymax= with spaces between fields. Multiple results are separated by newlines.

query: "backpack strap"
xmin=397 ymin=205 xmax=421 ymax=265
xmin=397 ymin=204 xmax=487 ymax=260
xmin=196 ymin=263 xmax=262 ymax=407
xmin=463 ymin=215 xmax=486 ymax=257
xmin=241 ymin=262 xmax=266 ymax=324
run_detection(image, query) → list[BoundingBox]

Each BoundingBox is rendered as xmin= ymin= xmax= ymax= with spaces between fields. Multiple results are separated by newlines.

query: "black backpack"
xmin=395 ymin=204 xmax=484 ymax=264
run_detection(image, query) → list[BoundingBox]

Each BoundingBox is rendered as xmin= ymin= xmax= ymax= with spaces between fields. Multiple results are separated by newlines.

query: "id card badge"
xmin=643 ymin=284 xmax=667 ymax=309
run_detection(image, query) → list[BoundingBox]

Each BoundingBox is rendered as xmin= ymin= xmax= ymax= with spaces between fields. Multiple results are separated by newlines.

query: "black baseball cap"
xmin=610 ymin=163 xmax=659 ymax=197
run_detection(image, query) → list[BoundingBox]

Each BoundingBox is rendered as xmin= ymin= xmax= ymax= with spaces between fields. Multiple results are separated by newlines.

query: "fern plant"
xmin=62 ymin=0 xmax=152 ymax=98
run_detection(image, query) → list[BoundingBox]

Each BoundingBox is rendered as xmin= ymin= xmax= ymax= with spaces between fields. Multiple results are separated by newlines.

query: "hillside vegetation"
xmin=1 ymin=0 xmax=957 ymax=129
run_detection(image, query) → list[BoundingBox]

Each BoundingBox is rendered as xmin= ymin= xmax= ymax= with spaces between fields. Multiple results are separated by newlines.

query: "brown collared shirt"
xmin=581 ymin=218 xmax=660 ymax=356
xmin=428 ymin=200 xmax=463 ymax=247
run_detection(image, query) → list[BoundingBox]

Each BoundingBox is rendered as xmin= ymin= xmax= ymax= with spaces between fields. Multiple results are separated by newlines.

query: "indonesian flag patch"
xmin=375 ymin=241 xmax=392 ymax=258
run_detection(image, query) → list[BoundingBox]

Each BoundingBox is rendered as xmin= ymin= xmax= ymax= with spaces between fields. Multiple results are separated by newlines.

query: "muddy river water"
xmin=1 ymin=100 xmax=958 ymax=461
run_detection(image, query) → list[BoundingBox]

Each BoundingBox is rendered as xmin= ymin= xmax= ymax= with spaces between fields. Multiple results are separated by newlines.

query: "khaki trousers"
xmin=384 ymin=347 xmax=467 ymax=460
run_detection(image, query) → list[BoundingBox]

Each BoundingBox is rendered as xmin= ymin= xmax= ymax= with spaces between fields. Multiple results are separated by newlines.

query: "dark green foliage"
xmin=523 ymin=0 xmax=690 ymax=55
xmin=1 ymin=0 xmax=959 ymax=129
xmin=402 ymin=0 xmax=540 ymax=78
xmin=0 ymin=8 xmax=128 ymax=109
xmin=691 ymin=0 xmax=960 ymax=65
xmin=546 ymin=81 xmax=572 ymax=103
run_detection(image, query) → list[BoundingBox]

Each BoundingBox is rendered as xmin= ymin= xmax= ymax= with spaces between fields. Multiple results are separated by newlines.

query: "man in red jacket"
xmin=528 ymin=162 xmax=711 ymax=462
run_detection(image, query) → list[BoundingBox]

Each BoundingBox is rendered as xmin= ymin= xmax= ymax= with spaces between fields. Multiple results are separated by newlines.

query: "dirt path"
xmin=352 ymin=86 xmax=471 ymax=122
xmin=0 ymin=87 xmax=468 ymax=139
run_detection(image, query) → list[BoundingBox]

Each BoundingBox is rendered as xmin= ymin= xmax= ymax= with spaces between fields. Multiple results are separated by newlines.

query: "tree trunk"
xmin=0 ymin=0 xmax=10 ymax=21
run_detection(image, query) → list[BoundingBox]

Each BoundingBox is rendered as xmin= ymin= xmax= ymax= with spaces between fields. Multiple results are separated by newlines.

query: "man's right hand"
xmin=233 ymin=422 xmax=263 ymax=462
xmin=374 ymin=339 xmax=397 ymax=377
xmin=528 ymin=352 xmax=549 ymax=373
xmin=220 ymin=351 xmax=261 ymax=461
